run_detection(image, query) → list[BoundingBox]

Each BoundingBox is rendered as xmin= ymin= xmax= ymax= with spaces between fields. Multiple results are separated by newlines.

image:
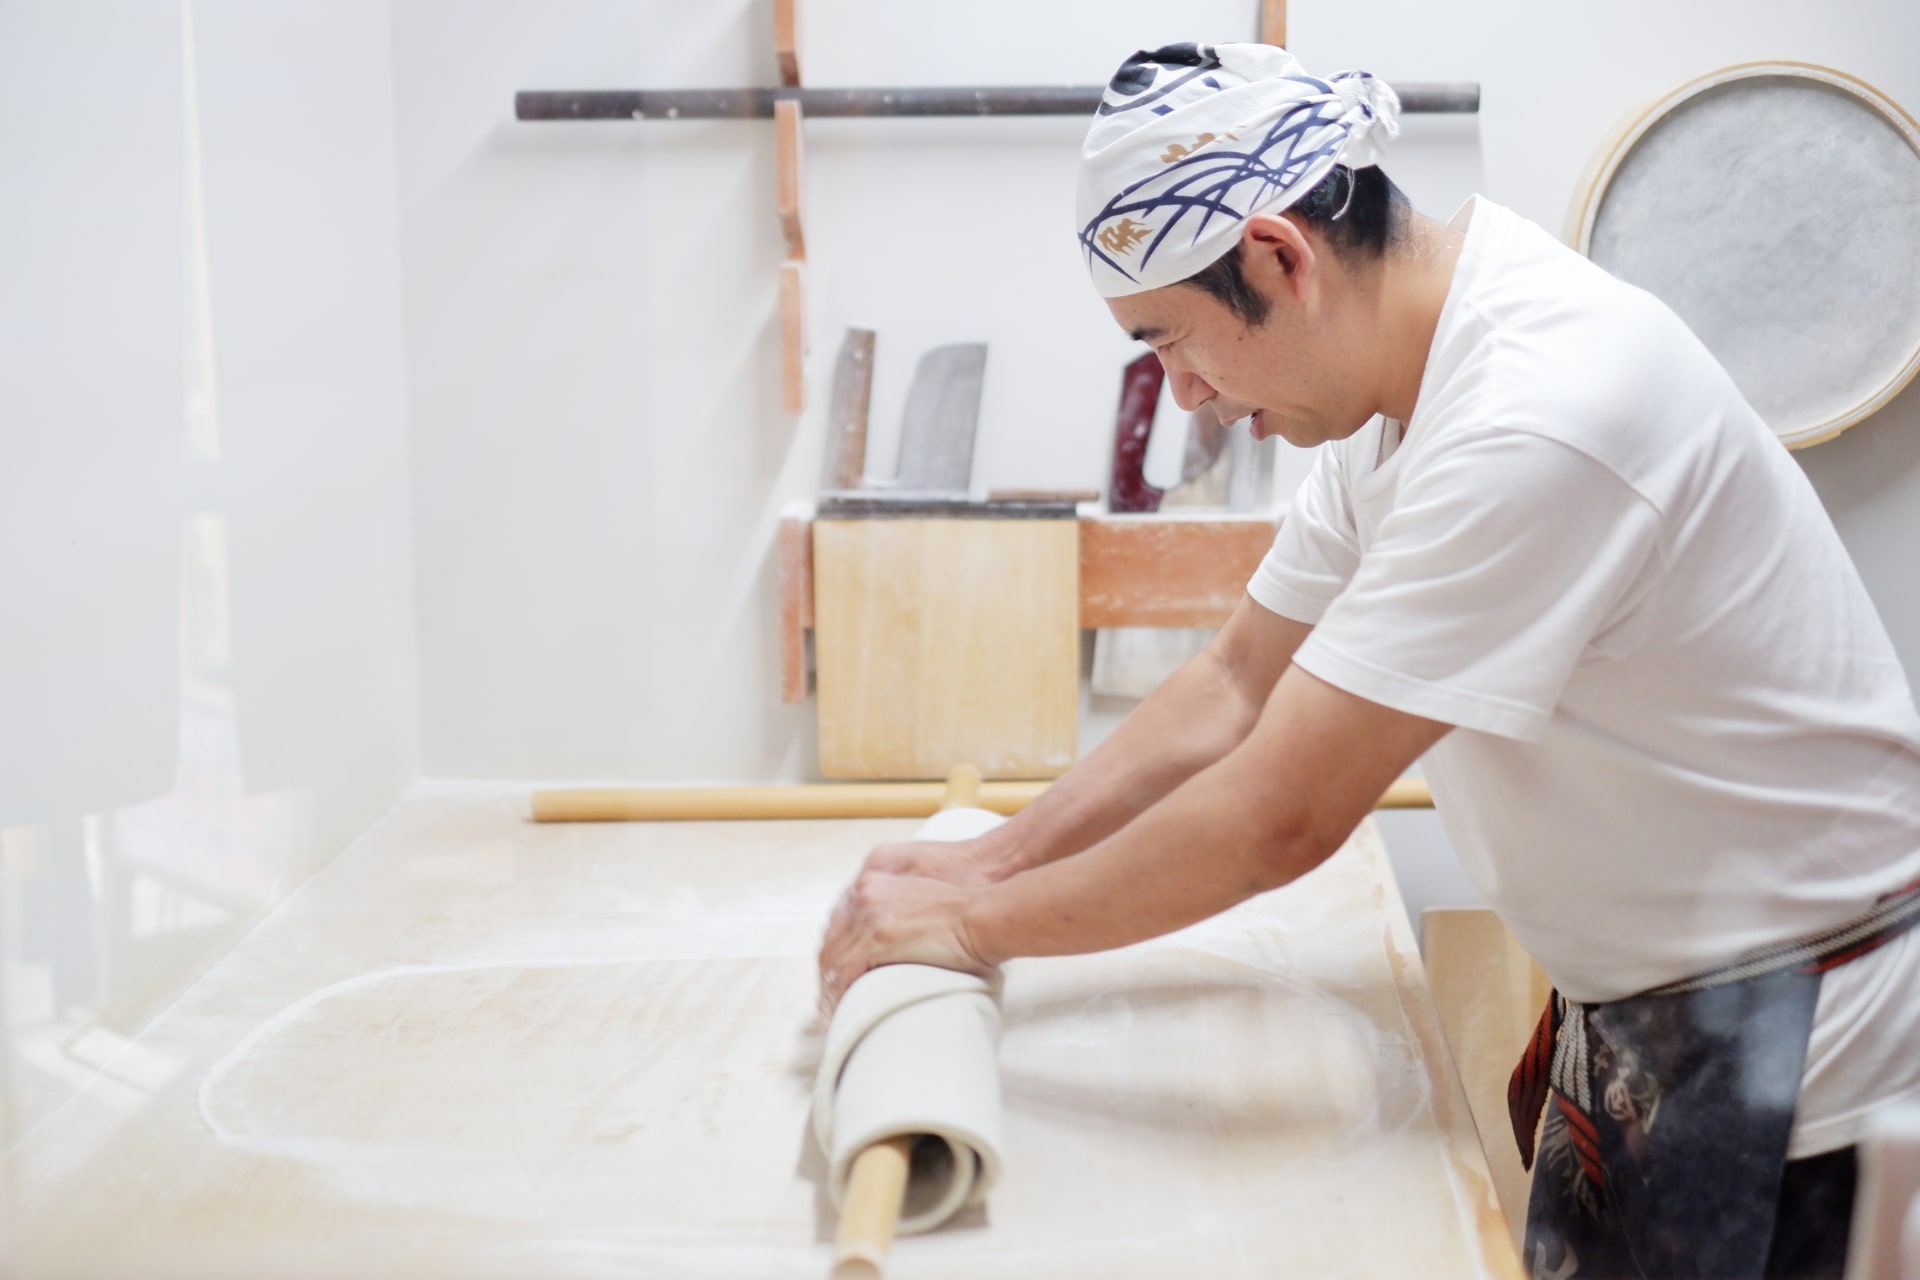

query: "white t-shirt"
xmin=1249 ymin=197 xmax=1920 ymax=1157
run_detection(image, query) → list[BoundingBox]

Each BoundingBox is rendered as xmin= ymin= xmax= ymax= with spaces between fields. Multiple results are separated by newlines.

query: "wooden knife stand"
xmin=810 ymin=513 xmax=1079 ymax=780
xmin=781 ymin=511 xmax=1279 ymax=780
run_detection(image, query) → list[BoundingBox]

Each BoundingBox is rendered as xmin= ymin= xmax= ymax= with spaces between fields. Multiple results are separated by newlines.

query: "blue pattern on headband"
xmin=1096 ymin=44 xmax=1225 ymax=117
xmin=1081 ymin=70 xmax=1378 ymax=285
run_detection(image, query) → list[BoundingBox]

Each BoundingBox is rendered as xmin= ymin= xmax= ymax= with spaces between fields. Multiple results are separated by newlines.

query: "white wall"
xmin=0 ymin=0 xmax=419 ymax=1138
xmin=392 ymin=0 xmax=1267 ymax=783
xmin=394 ymin=0 xmax=793 ymax=781
xmin=1 ymin=4 xmax=186 ymax=832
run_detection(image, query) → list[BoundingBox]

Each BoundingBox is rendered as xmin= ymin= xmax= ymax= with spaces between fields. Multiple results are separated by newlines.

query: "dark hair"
xmin=1183 ymin=165 xmax=1409 ymax=326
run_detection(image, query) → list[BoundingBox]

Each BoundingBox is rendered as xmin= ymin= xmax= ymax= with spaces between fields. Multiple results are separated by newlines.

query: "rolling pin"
xmin=532 ymin=774 xmax=1432 ymax=821
xmin=831 ymin=1136 xmax=914 ymax=1279
xmin=831 ymin=766 xmax=982 ymax=1279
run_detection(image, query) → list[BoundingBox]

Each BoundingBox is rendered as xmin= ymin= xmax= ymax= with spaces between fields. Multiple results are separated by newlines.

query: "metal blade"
xmin=1181 ymin=403 xmax=1229 ymax=483
xmin=820 ymin=327 xmax=876 ymax=491
xmin=1108 ymin=350 xmax=1165 ymax=513
xmin=893 ymin=342 xmax=987 ymax=494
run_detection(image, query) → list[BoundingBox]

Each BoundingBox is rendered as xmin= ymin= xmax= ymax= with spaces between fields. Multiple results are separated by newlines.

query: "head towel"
xmin=1077 ymin=42 xmax=1400 ymax=298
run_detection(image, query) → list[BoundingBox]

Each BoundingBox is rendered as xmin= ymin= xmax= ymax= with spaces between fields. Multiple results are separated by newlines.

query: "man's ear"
xmin=1239 ymin=213 xmax=1315 ymax=301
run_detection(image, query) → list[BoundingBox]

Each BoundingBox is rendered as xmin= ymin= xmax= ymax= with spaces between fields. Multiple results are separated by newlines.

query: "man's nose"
xmin=1165 ymin=366 xmax=1217 ymax=413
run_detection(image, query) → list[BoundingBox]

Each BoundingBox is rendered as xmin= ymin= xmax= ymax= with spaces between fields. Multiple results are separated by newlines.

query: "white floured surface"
xmin=9 ymin=788 xmax=1517 ymax=1279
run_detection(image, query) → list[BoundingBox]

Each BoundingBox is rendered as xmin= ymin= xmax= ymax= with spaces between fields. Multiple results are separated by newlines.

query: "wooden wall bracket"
xmin=779 ymin=262 xmax=805 ymax=414
xmin=775 ymin=99 xmax=806 ymax=259
xmin=774 ymin=0 xmax=801 ymax=87
xmin=774 ymin=6 xmax=807 ymax=413
xmin=778 ymin=514 xmax=814 ymax=702
xmin=1261 ymin=0 xmax=1288 ymax=48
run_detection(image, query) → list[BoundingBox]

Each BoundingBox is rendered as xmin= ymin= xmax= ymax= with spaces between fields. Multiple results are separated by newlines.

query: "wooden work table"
xmin=7 ymin=788 xmax=1520 ymax=1279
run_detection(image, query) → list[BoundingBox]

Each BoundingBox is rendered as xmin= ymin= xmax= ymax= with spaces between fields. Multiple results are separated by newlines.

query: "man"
xmin=818 ymin=42 xmax=1920 ymax=1279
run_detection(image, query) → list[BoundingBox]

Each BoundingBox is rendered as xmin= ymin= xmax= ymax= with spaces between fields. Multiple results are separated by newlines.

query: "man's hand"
xmin=817 ymin=870 xmax=994 ymax=1016
xmin=857 ymin=835 xmax=1005 ymax=889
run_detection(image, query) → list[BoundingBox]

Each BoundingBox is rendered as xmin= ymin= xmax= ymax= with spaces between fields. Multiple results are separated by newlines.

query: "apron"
xmin=1507 ymin=879 xmax=1920 ymax=1279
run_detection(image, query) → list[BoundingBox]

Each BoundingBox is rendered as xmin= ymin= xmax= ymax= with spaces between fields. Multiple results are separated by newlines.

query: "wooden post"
xmin=780 ymin=260 xmax=805 ymax=414
xmin=774 ymin=0 xmax=801 ymax=87
xmin=1261 ymin=0 xmax=1287 ymax=47
xmin=776 ymin=100 xmax=805 ymax=259
xmin=1423 ymin=909 xmax=1553 ymax=1255
xmin=778 ymin=515 xmax=813 ymax=702
xmin=941 ymin=765 xmax=981 ymax=809
xmin=774 ymin=0 xmax=805 ymax=412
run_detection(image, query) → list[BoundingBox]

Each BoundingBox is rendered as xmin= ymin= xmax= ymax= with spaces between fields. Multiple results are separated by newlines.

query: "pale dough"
xmin=812 ymin=806 xmax=1006 ymax=1234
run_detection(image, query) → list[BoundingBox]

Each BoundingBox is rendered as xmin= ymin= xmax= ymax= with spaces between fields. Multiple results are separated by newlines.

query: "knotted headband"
xmin=1077 ymin=42 xmax=1401 ymax=298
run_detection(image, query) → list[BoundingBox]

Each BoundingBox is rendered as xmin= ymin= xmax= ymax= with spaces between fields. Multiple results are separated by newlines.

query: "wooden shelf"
xmin=1080 ymin=514 xmax=1278 ymax=629
xmin=777 ymin=512 xmax=1278 ymax=703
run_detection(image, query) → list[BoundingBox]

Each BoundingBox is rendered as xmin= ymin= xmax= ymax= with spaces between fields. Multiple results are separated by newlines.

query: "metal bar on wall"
xmin=514 ymin=82 xmax=1480 ymax=121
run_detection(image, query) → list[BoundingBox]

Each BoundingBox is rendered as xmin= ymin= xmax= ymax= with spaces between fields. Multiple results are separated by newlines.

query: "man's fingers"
xmin=818 ymin=951 xmax=868 ymax=1018
xmin=864 ymin=844 xmax=908 ymax=874
xmin=817 ymin=875 xmax=867 ymax=1001
xmin=817 ymin=882 xmax=872 ymax=1016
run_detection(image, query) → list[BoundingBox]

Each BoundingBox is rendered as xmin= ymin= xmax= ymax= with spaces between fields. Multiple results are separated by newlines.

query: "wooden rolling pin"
xmin=533 ymin=774 xmax=1432 ymax=821
xmin=832 ymin=1137 xmax=913 ymax=1279
xmin=830 ymin=766 xmax=980 ymax=1279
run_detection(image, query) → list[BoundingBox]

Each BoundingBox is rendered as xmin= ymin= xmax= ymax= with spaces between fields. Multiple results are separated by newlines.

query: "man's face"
xmin=1102 ymin=220 xmax=1376 ymax=449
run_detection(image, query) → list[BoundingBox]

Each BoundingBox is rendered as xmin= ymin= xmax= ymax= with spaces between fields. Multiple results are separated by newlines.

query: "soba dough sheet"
xmin=812 ymin=806 xmax=1006 ymax=1235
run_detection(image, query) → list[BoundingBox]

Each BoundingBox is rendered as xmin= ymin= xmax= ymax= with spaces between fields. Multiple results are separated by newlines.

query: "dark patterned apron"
xmin=1507 ymin=879 xmax=1920 ymax=1279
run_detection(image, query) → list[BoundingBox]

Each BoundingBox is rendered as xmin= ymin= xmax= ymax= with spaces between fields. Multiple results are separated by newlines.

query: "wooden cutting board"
xmin=811 ymin=517 xmax=1079 ymax=779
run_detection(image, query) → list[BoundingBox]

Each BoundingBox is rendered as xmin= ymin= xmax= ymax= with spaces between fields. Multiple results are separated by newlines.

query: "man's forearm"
xmin=961 ymin=666 xmax=1451 ymax=965
xmin=967 ymin=742 xmax=1315 ymax=960
xmin=974 ymin=602 xmax=1307 ymax=880
xmin=817 ymin=662 xmax=1450 ymax=1010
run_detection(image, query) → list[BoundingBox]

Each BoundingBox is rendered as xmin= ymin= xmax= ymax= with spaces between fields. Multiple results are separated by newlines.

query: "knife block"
xmin=810 ymin=516 xmax=1079 ymax=780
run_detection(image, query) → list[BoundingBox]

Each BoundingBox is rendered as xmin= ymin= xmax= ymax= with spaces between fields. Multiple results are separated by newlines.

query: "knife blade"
xmin=820 ymin=327 xmax=876 ymax=491
xmin=892 ymin=342 xmax=987 ymax=495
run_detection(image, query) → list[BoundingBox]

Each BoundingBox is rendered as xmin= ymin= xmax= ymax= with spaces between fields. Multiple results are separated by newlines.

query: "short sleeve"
xmin=1248 ymin=442 xmax=1362 ymax=624
xmin=1291 ymin=429 xmax=1664 ymax=741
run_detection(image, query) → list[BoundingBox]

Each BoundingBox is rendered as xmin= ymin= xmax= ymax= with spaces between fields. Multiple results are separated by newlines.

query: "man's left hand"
xmin=817 ymin=870 xmax=994 ymax=1016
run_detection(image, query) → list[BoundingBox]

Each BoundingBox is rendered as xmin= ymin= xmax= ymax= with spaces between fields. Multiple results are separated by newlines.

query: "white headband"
xmin=1076 ymin=43 xmax=1401 ymax=298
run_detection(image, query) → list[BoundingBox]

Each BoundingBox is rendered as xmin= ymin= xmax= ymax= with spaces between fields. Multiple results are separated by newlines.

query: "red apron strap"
xmin=1507 ymin=990 xmax=1559 ymax=1171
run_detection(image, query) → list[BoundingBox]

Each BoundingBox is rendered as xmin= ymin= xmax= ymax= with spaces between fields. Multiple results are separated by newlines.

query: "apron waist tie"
xmin=1508 ymin=877 xmax=1920 ymax=1172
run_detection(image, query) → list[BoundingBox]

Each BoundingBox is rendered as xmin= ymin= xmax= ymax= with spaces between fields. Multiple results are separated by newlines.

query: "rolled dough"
xmin=813 ymin=806 xmax=1006 ymax=1234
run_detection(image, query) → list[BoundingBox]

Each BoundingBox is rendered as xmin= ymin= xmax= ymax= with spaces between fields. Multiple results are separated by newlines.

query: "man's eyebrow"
xmin=1128 ymin=325 xmax=1168 ymax=345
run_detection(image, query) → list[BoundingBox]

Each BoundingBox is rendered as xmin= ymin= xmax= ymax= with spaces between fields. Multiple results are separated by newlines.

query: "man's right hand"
xmin=858 ymin=835 xmax=1011 ymax=889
